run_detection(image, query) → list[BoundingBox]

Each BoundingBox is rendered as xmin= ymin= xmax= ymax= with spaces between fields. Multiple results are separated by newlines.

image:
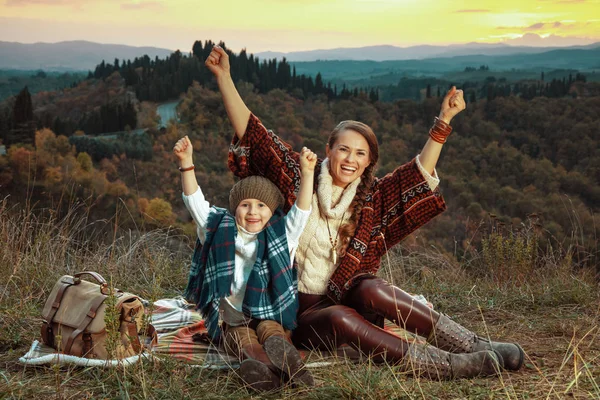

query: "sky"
xmin=1 ymin=0 xmax=600 ymax=53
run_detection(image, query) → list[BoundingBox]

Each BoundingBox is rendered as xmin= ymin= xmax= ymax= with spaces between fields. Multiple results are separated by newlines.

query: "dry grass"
xmin=1 ymin=198 xmax=599 ymax=399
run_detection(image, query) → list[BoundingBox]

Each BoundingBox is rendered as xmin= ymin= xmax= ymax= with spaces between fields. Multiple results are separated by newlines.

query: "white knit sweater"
xmin=295 ymin=155 xmax=439 ymax=295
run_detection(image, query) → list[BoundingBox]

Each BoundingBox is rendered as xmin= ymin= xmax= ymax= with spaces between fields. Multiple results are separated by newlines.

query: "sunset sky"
xmin=1 ymin=0 xmax=599 ymax=53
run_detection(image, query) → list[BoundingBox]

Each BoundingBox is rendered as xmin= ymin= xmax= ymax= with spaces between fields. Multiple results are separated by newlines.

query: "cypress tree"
xmin=192 ymin=40 xmax=203 ymax=58
xmin=10 ymin=86 xmax=35 ymax=145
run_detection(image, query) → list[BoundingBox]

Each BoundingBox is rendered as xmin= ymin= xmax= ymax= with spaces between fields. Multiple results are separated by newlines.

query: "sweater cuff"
xmin=416 ymin=154 xmax=440 ymax=191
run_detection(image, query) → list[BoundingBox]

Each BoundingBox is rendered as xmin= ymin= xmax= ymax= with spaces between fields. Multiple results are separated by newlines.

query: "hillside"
xmin=290 ymin=47 xmax=600 ymax=81
xmin=256 ymin=42 xmax=600 ymax=62
xmin=0 ymin=40 xmax=174 ymax=71
xmin=0 ymin=41 xmax=598 ymax=268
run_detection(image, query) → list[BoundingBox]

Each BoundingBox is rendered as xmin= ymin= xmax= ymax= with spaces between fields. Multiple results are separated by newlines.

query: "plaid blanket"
xmin=20 ymin=297 xmax=425 ymax=369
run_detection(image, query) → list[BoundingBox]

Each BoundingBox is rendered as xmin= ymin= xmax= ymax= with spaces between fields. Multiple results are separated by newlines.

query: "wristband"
xmin=178 ymin=165 xmax=195 ymax=172
xmin=429 ymin=117 xmax=453 ymax=144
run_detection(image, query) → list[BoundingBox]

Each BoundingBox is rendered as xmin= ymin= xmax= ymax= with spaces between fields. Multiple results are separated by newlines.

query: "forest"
xmin=0 ymin=40 xmax=598 ymax=272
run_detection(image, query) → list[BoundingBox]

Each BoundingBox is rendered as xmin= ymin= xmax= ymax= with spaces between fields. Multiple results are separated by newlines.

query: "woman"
xmin=206 ymin=45 xmax=524 ymax=379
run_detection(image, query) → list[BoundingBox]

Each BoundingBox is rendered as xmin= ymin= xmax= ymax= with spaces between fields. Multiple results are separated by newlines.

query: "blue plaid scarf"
xmin=184 ymin=206 xmax=298 ymax=341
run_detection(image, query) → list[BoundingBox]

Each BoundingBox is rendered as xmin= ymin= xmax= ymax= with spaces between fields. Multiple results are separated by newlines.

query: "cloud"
xmin=498 ymin=20 xmax=584 ymax=32
xmin=120 ymin=1 xmax=163 ymax=10
xmin=503 ymin=32 xmax=596 ymax=46
xmin=454 ymin=9 xmax=491 ymax=13
xmin=536 ymin=0 xmax=587 ymax=3
xmin=5 ymin=0 xmax=74 ymax=5
xmin=526 ymin=23 xmax=546 ymax=30
xmin=4 ymin=0 xmax=162 ymax=8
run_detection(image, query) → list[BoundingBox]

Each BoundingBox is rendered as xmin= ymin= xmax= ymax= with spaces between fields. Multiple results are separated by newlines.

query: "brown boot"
xmin=264 ymin=335 xmax=315 ymax=387
xmin=239 ymin=343 xmax=281 ymax=392
xmin=428 ymin=314 xmax=524 ymax=371
xmin=401 ymin=343 xmax=503 ymax=379
xmin=223 ymin=325 xmax=281 ymax=392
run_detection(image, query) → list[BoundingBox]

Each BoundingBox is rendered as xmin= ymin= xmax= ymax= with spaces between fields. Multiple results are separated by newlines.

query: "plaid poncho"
xmin=184 ymin=206 xmax=298 ymax=341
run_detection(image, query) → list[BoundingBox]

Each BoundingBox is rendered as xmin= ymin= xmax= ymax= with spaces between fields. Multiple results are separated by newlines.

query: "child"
xmin=173 ymin=136 xmax=316 ymax=391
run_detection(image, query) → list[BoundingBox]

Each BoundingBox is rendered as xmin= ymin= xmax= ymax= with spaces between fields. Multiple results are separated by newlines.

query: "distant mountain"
xmin=291 ymin=47 xmax=600 ymax=82
xmin=0 ymin=41 xmax=175 ymax=71
xmin=255 ymin=42 xmax=600 ymax=62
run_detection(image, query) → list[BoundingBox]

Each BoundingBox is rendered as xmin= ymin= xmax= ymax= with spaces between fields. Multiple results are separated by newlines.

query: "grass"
xmin=1 ymin=198 xmax=599 ymax=399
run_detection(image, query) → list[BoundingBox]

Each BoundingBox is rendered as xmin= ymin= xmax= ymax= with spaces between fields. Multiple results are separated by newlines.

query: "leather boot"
xmin=400 ymin=343 xmax=504 ymax=379
xmin=255 ymin=320 xmax=315 ymax=387
xmin=264 ymin=335 xmax=315 ymax=387
xmin=428 ymin=313 xmax=524 ymax=371
xmin=239 ymin=343 xmax=281 ymax=392
xmin=223 ymin=325 xmax=281 ymax=392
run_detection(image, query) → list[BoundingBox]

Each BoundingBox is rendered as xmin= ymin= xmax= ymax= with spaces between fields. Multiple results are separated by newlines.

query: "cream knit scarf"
xmin=316 ymin=159 xmax=361 ymax=218
xmin=295 ymin=159 xmax=361 ymax=294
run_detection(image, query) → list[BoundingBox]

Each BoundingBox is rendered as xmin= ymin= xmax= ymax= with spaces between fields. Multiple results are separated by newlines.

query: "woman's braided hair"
xmin=327 ymin=120 xmax=379 ymax=252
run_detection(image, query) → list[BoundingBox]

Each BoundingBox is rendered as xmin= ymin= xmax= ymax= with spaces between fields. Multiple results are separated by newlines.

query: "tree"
xmin=9 ymin=86 xmax=35 ymax=145
xmin=144 ymin=198 xmax=174 ymax=226
xmin=469 ymin=91 xmax=477 ymax=103
xmin=77 ymin=152 xmax=93 ymax=172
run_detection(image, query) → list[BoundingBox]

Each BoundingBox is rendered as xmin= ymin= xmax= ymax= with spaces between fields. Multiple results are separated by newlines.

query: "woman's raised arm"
xmin=418 ymin=86 xmax=466 ymax=174
xmin=205 ymin=45 xmax=251 ymax=140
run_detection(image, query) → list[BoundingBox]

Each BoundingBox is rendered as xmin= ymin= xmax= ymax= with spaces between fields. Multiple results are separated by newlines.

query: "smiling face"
xmin=326 ymin=129 xmax=372 ymax=188
xmin=234 ymin=198 xmax=273 ymax=233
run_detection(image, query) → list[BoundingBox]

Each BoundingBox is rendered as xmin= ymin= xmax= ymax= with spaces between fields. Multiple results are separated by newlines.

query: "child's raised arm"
xmin=297 ymin=147 xmax=317 ymax=211
xmin=173 ymin=136 xmax=199 ymax=196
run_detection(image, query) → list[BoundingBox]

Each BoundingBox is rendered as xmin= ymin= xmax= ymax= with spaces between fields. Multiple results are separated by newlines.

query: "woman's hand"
xmin=205 ymin=45 xmax=230 ymax=80
xmin=173 ymin=136 xmax=194 ymax=165
xmin=438 ymin=86 xmax=466 ymax=125
xmin=299 ymin=147 xmax=317 ymax=174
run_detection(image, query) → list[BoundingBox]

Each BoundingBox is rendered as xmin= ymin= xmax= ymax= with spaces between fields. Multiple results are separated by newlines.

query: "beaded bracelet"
xmin=429 ymin=117 xmax=453 ymax=144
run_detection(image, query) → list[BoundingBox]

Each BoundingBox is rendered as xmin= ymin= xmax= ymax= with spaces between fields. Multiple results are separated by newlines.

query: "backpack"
xmin=41 ymin=271 xmax=156 ymax=359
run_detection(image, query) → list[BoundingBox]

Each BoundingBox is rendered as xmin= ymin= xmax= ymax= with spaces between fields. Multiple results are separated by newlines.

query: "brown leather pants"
xmin=292 ymin=277 xmax=440 ymax=363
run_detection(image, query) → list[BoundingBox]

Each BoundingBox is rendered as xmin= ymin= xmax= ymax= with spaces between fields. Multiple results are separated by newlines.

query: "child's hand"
xmin=300 ymin=147 xmax=317 ymax=173
xmin=296 ymin=147 xmax=317 ymax=211
xmin=173 ymin=136 xmax=193 ymax=163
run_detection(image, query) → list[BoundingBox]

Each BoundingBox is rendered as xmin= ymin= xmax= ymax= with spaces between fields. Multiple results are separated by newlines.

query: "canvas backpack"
xmin=41 ymin=271 xmax=156 ymax=359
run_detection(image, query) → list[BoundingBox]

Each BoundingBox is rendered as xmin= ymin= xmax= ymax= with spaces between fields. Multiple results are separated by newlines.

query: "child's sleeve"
xmin=182 ymin=187 xmax=211 ymax=243
xmin=284 ymin=203 xmax=311 ymax=252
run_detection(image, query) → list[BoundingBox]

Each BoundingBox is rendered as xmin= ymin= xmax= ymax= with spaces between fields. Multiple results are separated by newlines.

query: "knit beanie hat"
xmin=229 ymin=176 xmax=285 ymax=214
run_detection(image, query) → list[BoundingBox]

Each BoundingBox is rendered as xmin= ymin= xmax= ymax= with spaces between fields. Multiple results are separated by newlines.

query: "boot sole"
xmin=238 ymin=359 xmax=281 ymax=392
xmin=264 ymin=336 xmax=315 ymax=387
xmin=506 ymin=343 xmax=525 ymax=371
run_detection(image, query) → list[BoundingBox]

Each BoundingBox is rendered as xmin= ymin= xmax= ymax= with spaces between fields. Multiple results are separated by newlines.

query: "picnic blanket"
xmin=20 ymin=297 xmax=424 ymax=369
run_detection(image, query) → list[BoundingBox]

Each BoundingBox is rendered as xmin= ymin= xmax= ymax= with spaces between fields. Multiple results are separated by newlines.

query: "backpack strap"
xmin=41 ymin=278 xmax=76 ymax=347
xmin=64 ymin=294 xmax=107 ymax=355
